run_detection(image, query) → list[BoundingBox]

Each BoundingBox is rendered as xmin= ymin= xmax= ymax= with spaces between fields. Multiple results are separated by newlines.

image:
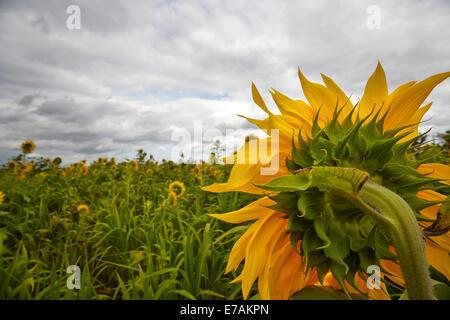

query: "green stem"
xmin=359 ymin=181 xmax=433 ymax=300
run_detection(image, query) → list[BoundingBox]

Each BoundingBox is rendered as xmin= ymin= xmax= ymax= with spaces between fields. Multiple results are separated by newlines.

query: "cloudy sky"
xmin=0 ymin=0 xmax=449 ymax=164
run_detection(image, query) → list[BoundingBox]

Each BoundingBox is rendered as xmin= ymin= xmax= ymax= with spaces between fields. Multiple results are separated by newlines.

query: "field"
xmin=0 ymin=153 xmax=259 ymax=299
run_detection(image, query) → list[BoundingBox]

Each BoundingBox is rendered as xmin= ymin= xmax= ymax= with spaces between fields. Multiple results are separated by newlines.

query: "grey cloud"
xmin=0 ymin=0 xmax=449 ymax=164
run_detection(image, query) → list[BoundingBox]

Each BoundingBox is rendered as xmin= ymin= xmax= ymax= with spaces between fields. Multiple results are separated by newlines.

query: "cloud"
xmin=0 ymin=0 xmax=449 ymax=164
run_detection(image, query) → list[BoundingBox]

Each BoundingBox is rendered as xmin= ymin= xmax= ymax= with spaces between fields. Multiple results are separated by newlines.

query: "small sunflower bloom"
xmin=22 ymin=163 xmax=33 ymax=174
xmin=77 ymin=204 xmax=89 ymax=214
xmin=169 ymin=181 xmax=186 ymax=198
xmin=21 ymin=140 xmax=36 ymax=153
xmin=82 ymin=165 xmax=89 ymax=176
xmin=0 ymin=191 xmax=5 ymax=204
xmin=8 ymin=161 xmax=18 ymax=175
xmin=132 ymin=160 xmax=139 ymax=171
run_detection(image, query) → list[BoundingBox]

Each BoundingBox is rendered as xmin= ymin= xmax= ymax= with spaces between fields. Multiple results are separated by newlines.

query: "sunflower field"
xmin=0 ymin=151 xmax=260 ymax=299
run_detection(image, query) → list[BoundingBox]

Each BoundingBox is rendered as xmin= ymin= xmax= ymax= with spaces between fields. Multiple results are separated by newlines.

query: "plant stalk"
xmin=358 ymin=181 xmax=433 ymax=300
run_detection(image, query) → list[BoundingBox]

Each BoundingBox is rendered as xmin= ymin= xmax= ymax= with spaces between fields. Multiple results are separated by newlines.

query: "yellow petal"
xmin=320 ymin=73 xmax=355 ymax=121
xmin=252 ymin=82 xmax=271 ymax=115
xmin=358 ymin=61 xmax=388 ymax=119
xmin=208 ymin=197 xmax=276 ymax=224
xmin=270 ymin=89 xmax=314 ymax=127
xmin=258 ymin=224 xmax=290 ymax=299
xmin=298 ymin=68 xmax=336 ymax=123
xmin=417 ymin=189 xmax=445 ymax=220
xmin=240 ymin=213 xmax=286 ymax=298
xmin=384 ymin=71 xmax=450 ymax=131
xmin=225 ymin=216 xmax=269 ymax=273
xmin=380 ymin=259 xmax=404 ymax=287
xmin=417 ymin=163 xmax=450 ymax=185
xmin=426 ymin=243 xmax=450 ymax=281
xmin=396 ymin=102 xmax=432 ymax=142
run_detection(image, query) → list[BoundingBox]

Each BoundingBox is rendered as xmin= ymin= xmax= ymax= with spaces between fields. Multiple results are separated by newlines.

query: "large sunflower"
xmin=203 ymin=62 xmax=449 ymax=300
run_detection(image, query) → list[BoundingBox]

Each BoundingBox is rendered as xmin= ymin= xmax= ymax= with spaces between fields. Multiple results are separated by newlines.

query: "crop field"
xmin=0 ymin=151 xmax=260 ymax=299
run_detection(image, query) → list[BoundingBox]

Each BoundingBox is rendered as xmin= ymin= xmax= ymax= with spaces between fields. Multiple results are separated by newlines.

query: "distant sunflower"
xmin=21 ymin=163 xmax=33 ymax=174
xmin=8 ymin=161 xmax=18 ymax=174
xmin=82 ymin=165 xmax=89 ymax=176
xmin=0 ymin=191 xmax=5 ymax=204
xmin=21 ymin=140 xmax=36 ymax=154
xmin=169 ymin=181 xmax=186 ymax=197
xmin=77 ymin=204 xmax=89 ymax=214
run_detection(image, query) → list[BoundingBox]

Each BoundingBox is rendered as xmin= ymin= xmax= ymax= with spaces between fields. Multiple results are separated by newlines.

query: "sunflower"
xmin=203 ymin=62 xmax=449 ymax=300
xmin=0 ymin=191 xmax=5 ymax=204
xmin=21 ymin=163 xmax=33 ymax=174
xmin=8 ymin=161 xmax=18 ymax=175
xmin=21 ymin=140 xmax=36 ymax=153
xmin=168 ymin=181 xmax=186 ymax=198
xmin=77 ymin=204 xmax=89 ymax=214
xmin=82 ymin=165 xmax=89 ymax=176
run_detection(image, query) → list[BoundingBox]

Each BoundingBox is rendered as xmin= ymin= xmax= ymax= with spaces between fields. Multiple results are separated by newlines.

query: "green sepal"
xmin=267 ymin=192 xmax=299 ymax=215
xmin=313 ymin=216 xmax=331 ymax=249
xmin=297 ymin=189 xmax=323 ymax=220
xmin=374 ymin=229 xmax=397 ymax=261
xmin=287 ymin=212 xmax=312 ymax=232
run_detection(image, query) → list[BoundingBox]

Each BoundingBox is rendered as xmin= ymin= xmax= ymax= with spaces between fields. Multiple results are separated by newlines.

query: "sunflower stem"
xmin=359 ymin=181 xmax=433 ymax=300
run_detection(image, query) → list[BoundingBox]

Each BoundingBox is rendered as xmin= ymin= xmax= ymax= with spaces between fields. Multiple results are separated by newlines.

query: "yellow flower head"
xmin=21 ymin=140 xmax=36 ymax=153
xmin=77 ymin=204 xmax=89 ymax=214
xmin=82 ymin=165 xmax=89 ymax=176
xmin=203 ymin=63 xmax=450 ymax=300
xmin=22 ymin=163 xmax=33 ymax=174
xmin=8 ymin=161 xmax=18 ymax=172
xmin=0 ymin=191 xmax=5 ymax=204
xmin=132 ymin=160 xmax=139 ymax=171
xmin=168 ymin=181 xmax=186 ymax=197
xmin=193 ymin=167 xmax=202 ymax=175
